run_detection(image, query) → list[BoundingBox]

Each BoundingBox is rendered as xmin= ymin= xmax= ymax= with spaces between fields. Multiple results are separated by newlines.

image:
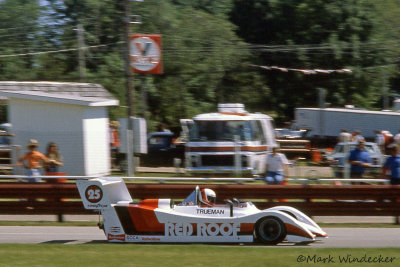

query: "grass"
xmin=0 ymin=244 xmax=398 ymax=267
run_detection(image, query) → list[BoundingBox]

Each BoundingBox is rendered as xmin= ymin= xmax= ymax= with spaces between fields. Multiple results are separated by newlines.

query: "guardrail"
xmin=0 ymin=177 xmax=399 ymax=223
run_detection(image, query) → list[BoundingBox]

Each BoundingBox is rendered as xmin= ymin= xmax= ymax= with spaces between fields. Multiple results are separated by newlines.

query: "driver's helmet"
xmin=199 ymin=188 xmax=216 ymax=207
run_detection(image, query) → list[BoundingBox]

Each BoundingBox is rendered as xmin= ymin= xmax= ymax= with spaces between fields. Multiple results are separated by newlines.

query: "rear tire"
xmin=254 ymin=216 xmax=286 ymax=245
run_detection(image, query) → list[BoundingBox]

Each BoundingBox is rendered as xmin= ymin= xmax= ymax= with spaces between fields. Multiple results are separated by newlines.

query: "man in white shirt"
xmin=375 ymin=130 xmax=385 ymax=153
xmin=394 ymin=130 xmax=400 ymax=150
xmin=338 ymin=129 xmax=351 ymax=143
xmin=351 ymin=130 xmax=365 ymax=143
xmin=264 ymin=147 xmax=289 ymax=184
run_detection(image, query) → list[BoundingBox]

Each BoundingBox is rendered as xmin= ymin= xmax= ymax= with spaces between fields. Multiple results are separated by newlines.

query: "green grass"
xmin=0 ymin=245 xmax=398 ymax=267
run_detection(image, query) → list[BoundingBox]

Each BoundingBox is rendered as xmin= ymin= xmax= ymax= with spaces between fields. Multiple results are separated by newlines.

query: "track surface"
xmin=0 ymin=226 xmax=399 ymax=247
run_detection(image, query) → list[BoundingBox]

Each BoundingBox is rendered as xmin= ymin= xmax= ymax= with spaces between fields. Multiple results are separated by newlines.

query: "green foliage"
xmin=231 ymin=0 xmax=400 ymax=122
xmin=0 ymin=0 xmax=400 ymax=126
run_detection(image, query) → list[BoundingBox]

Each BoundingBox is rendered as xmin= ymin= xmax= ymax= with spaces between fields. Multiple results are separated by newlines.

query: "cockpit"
xmin=180 ymin=186 xmax=216 ymax=207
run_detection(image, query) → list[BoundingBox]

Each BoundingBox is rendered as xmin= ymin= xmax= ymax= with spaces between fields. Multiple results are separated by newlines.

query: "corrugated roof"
xmin=0 ymin=91 xmax=119 ymax=107
xmin=0 ymin=81 xmax=116 ymax=100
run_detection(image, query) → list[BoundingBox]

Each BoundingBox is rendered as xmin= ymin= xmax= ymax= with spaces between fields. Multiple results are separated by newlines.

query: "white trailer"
xmin=295 ymin=107 xmax=400 ymax=139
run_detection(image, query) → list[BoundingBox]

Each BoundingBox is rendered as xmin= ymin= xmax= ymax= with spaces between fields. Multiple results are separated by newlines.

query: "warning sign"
xmin=130 ymin=34 xmax=163 ymax=74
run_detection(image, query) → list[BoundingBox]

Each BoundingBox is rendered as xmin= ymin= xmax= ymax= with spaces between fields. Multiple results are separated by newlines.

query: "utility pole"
xmin=76 ymin=24 xmax=86 ymax=82
xmin=125 ymin=0 xmax=134 ymax=119
xmin=140 ymin=75 xmax=148 ymax=120
xmin=124 ymin=0 xmax=140 ymax=176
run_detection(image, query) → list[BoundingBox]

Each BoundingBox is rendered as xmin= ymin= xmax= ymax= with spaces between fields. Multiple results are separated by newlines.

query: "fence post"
xmin=45 ymin=172 xmax=67 ymax=222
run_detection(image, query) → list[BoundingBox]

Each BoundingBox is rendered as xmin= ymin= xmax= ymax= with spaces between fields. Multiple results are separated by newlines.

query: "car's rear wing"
xmin=76 ymin=177 xmax=132 ymax=210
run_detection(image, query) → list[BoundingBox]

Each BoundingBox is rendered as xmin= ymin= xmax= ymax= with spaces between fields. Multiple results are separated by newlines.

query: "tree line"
xmin=0 ymin=0 xmax=399 ymax=131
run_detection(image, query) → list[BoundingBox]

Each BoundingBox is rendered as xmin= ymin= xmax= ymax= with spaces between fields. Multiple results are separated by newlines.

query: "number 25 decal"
xmin=85 ymin=185 xmax=103 ymax=203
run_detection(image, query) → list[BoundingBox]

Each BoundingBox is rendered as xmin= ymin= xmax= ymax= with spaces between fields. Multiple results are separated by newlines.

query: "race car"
xmin=76 ymin=177 xmax=327 ymax=244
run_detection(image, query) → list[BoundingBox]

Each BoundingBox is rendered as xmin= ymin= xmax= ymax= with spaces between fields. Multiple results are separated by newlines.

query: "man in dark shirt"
xmin=383 ymin=145 xmax=400 ymax=185
xmin=348 ymin=140 xmax=372 ymax=179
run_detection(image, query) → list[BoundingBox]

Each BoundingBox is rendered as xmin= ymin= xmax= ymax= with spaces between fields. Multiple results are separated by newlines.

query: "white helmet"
xmin=199 ymin=188 xmax=216 ymax=207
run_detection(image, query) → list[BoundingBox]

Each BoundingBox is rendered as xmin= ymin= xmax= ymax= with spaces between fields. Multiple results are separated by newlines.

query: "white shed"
xmin=0 ymin=87 xmax=119 ymax=176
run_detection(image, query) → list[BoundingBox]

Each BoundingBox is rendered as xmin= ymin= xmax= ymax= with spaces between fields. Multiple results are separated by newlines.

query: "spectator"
xmin=375 ymin=130 xmax=385 ymax=153
xmin=158 ymin=123 xmax=171 ymax=132
xmin=338 ymin=129 xmax=351 ymax=143
xmin=382 ymin=145 xmax=400 ymax=185
xmin=109 ymin=121 xmax=120 ymax=168
xmin=348 ymin=140 xmax=372 ymax=179
xmin=351 ymin=130 xmax=365 ymax=143
xmin=394 ymin=130 xmax=400 ymax=150
xmin=17 ymin=139 xmax=50 ymax=182
xmin=264 ymin=147 xmax=289 ymax=185
xmin=44 ymin=142 xmax=63 ymax=173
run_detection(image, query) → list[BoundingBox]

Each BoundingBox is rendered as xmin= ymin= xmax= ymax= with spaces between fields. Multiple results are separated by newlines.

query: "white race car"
xmin=76 ymin=177 xmax=327 ymax=245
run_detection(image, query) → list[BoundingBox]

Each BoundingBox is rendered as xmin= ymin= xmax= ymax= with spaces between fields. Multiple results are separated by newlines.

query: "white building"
xmin=0 ymin=82 xmax=119 ymax=176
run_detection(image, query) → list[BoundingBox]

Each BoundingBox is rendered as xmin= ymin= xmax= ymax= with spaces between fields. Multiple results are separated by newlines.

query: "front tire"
xmin=254 ymin=216 xmax=286 ymax=245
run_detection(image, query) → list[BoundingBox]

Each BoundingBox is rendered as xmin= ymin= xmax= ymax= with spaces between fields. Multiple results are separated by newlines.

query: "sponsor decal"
xmin=87 ymin=203 xmax=108 ymax=209
xmin=196 ymin=209 xmax=225 ymax=215
xmin=109 ymin=227 xmax=121 ymax=234
xmin=126 ymin=235 xmax=139 ymax=241
xmin=85 ymin=185 xmax=103 ymax=203
xmin=165 ymin=222 xmax=240 ymax=237
xmin=108 ymin=234 xmax=126 ymax=241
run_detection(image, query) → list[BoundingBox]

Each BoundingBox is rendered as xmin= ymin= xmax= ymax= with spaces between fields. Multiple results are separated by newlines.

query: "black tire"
xmin=254 ymin=216 xmax=286 ymax=245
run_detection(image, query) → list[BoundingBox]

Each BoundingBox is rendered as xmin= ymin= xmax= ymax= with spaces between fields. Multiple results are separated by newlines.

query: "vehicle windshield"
xmin=334 ymin=143 xmax=376 ymax=154
xmin=189 ymin=120 xmax=265 ymax=142
xmin=179 ymin=186 xmax=199 ymax=206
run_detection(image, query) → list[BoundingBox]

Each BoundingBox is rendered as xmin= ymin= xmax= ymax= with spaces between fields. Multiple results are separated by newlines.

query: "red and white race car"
xmin=76 ymin=177 xmax=327 ymax=245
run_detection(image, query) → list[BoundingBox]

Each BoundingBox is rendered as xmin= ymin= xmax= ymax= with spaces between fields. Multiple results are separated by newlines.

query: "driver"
xmin=199 ymin=188 xmax=216 ymax=207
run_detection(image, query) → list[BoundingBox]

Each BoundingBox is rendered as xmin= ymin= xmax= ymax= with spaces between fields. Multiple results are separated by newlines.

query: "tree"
xmin=230 ymin=0 xmax=391 ymax=123
xmin=36 ymin=0 xmax=267 ymax=130
xmin=0 ymin=0 xmax=41 ymax=80
xmin=129 ymin=0 xmax=267 ymax=129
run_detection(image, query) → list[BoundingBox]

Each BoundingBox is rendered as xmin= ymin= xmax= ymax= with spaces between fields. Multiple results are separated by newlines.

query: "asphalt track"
xmin=0 ymin=226 xmax=399 ymax=247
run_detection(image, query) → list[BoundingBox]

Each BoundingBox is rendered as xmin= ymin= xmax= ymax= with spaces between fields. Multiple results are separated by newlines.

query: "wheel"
xmin=254 ymin=216 xmax=286 ymax=245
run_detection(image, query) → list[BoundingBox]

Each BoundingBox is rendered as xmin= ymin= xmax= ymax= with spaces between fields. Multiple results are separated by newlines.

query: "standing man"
xmin=338 ymin=129 xmax=351 ymax=143
xmin=351 ymin=130 xmax=365 ymax=143
xmin=375 ymin=130 xmax=385 ymax=153
xmin=109 ymin=121 xmax=120 ymax=169
xmin=348 ymin=140 xmax=372 ymax=179
xmin=382 ymin=145 xmax=400 ymax=185
xmin=393 ymin=130 xmax=400 ymax=151
xmin=17 ymin=139 xmax=50 ymax=182
xmin=264 ymin=147 xmax=289 ymax=185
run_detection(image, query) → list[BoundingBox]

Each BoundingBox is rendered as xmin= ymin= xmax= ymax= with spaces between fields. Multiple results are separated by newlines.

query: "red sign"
xmin=130 ymin=34 xmax=163 ymax=74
